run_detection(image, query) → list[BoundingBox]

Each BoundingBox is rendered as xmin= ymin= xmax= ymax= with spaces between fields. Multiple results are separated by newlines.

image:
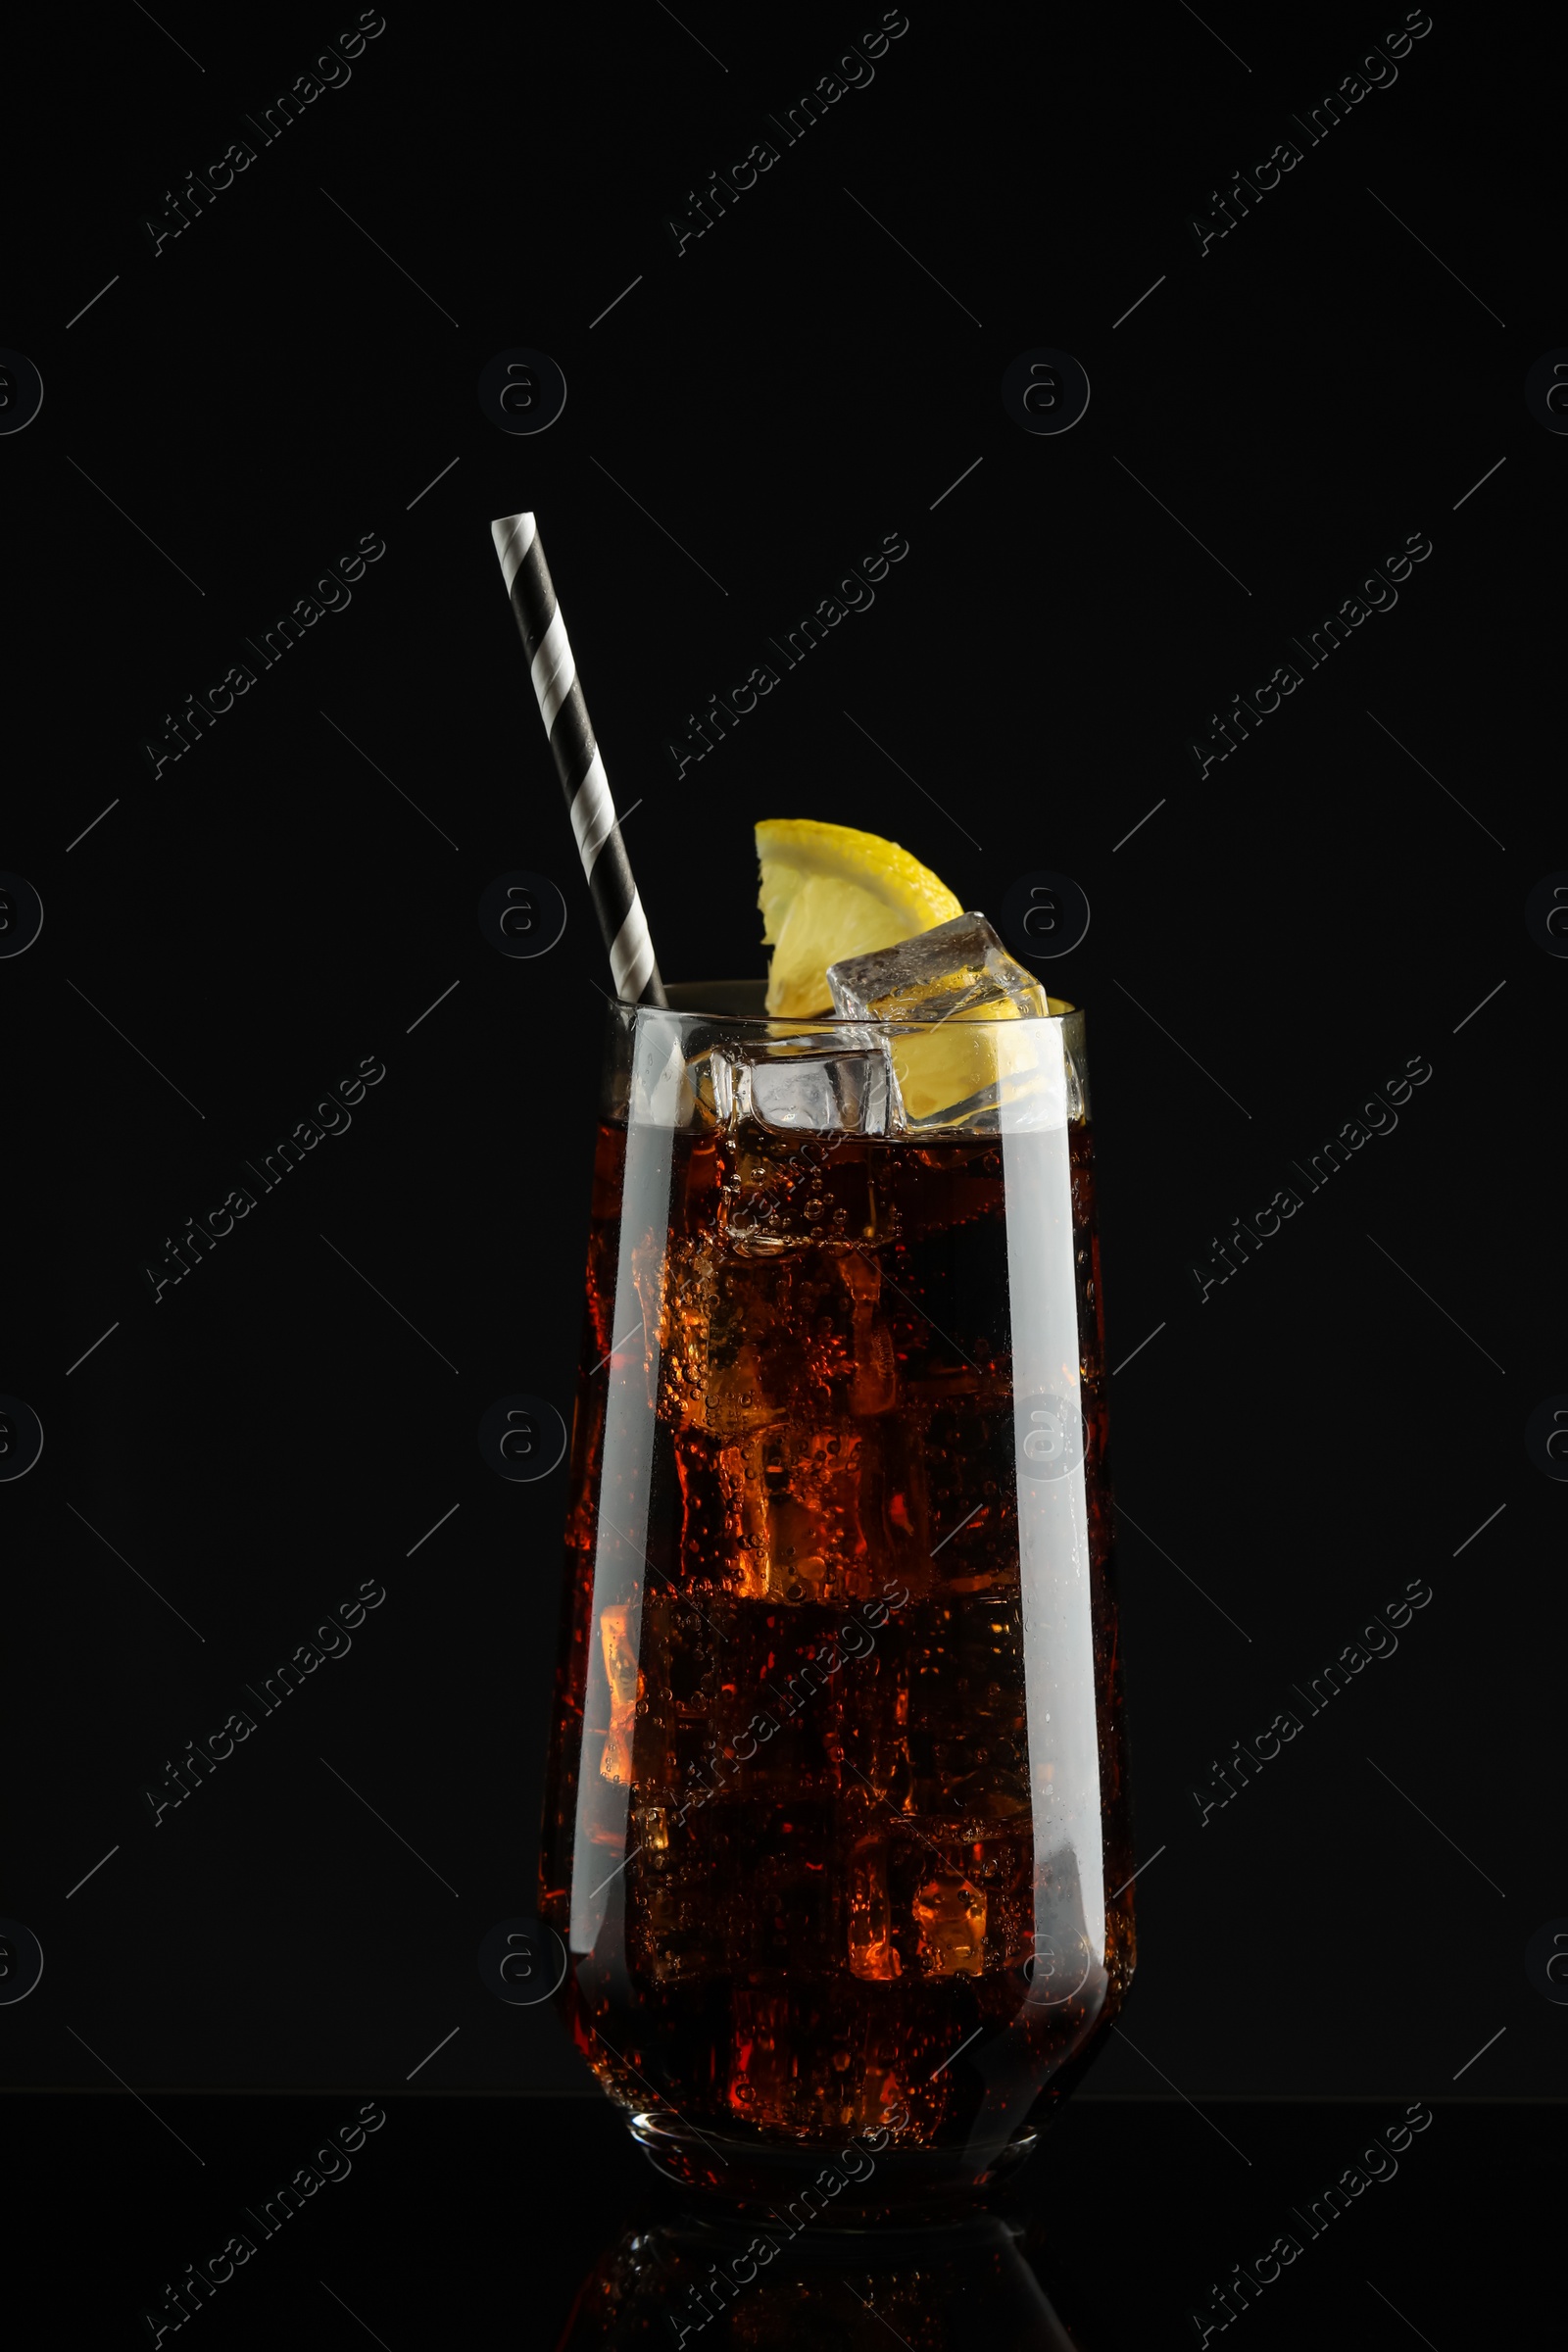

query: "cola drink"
xmin=539 ymin=995 xmax=1133 ymax=2200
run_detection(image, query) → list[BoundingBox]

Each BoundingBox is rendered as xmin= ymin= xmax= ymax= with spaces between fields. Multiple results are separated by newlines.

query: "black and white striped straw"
xmin=491 ymin=512 xmax=665 ymax=1005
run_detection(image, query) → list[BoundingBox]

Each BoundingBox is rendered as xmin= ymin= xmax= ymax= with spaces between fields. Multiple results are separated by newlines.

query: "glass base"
xmin=629 ymin=2110 xmax=1040 ymax=2220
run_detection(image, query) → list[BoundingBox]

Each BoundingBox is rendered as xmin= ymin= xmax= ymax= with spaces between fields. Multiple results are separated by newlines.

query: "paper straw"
xmin=491 ymin=512 xmax=665 ymax=1005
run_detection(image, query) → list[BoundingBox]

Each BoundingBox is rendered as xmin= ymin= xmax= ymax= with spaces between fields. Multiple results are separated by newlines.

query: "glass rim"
xmin=612 ymin=978 xmax=1080 ymax=1027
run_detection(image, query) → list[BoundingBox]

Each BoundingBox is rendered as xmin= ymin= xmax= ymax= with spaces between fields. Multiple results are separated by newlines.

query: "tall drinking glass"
xmin=539 ymin=982 xmax=1133 ymax=2207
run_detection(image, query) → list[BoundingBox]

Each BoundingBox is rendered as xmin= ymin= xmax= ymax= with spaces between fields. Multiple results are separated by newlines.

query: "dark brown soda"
xmin=540 ymin=1105 xmax=1133 ymax=2156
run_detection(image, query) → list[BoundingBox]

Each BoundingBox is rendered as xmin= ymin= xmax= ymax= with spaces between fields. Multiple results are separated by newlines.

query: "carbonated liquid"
xmin=540 ymin=1100 xmax=1132 ymax=2151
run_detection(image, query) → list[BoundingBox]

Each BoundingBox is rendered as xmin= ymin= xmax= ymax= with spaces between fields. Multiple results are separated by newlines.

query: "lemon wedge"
xmin=754 ymin=821 xmax=1071 ymax=1124
xmin=756 ymin=819 xmax=962 ymax=1017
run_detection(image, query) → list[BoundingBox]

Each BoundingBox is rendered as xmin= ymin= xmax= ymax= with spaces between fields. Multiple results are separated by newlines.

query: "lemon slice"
xmin=756 ymin=819 xmax=962 ymax=1016
xmin=894 ymin=1015 xmax=1038 ymax=1127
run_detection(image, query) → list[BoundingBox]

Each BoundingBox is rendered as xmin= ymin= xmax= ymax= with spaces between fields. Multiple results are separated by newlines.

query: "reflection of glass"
xmin=559 ymin=2208 xmax=1081 ymax=2350
xmin=540 ymin=983 xmax=1134 ymax=2204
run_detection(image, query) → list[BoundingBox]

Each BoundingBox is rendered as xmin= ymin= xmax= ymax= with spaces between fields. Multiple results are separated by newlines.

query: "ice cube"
xmin=712 ymin=1035 xmax=898 ymax=1137
xmin=685 ymin=1048 xmax=734 ymax=1128
xmin=748 ymin=1045 xmax=895 ymax=1136
xmin=848 ymin=1833 xmax=900 ymax=1980
xmin=630 ymin=1028 xmax=697 ymax=1129
xmin=911 ymin=1870 xmax=988 ymax=1976
xmin=827 ymin=915 xmax=1063 ymax=1131
xmin=826 ymin=912 xmax=1047 ymax=1024
xmin=598 ymin=1606 xmax=639 ymax=1786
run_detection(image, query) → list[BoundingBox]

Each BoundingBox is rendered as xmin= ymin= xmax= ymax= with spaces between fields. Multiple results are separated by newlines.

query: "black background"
xmin=3 ymin=0 xmax=1560 ymax=2336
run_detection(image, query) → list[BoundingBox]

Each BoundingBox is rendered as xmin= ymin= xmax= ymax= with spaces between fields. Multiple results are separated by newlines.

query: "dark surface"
xmin=1 ymin=0 xmax=1560 ymax=2142
xmin=12 ymin=2091 xmax=1551 ymax=2346
xmin=7 ymin=0 xmax=1561 ymax=2301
